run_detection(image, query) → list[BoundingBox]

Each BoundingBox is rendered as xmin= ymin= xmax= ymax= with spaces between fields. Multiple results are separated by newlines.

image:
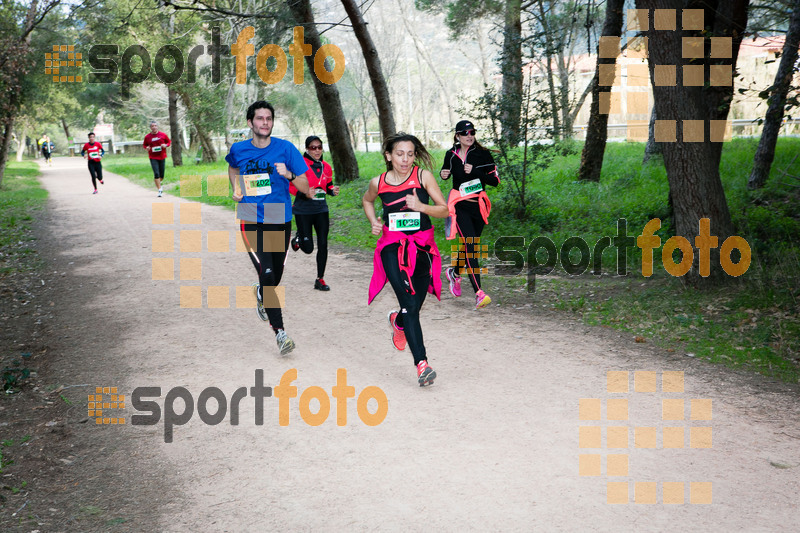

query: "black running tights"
xmin=241 ymin=221 xmax=291 ymax=331
xmin=381 ymin=243 xmax=431 ymax=365
xmin=88 ymin=161 xmax=103 ymax=189
xmin=294 ymin=211 xmax=330 ymax=279
xmin=454 ymin=201 xmax=486 ymax=293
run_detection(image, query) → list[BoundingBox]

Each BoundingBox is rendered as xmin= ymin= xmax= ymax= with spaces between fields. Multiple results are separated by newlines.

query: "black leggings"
xmin=150 ymin=158 xmax=166 ymax=179
xmin=88 ymin=161 xmax=103 ymax=188
xmin=294 ymin=211 xmax=330 ymax=278
xmin=381 ymin=243 xmax=432 ymax=365
xmin=454 ymin=201 xmax=487 ymax=293
xmin=241 ymin=221 xmax=291 ymax=331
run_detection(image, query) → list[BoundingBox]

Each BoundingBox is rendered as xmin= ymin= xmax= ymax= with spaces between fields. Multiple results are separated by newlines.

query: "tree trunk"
xmin=578 ymin=0 xmax=625 ymax=182
xmin=60 ymin=117 xmax=71 ymax=156
xmin=537 ymin=0 xmax=562 ymax=140
xmin=288 ymin=0 xmax=360 ymax=181
xmin=177 ymin=90 xmax=215 ymax=163
xmin=197 ymin=126 xmax=216 ymax=163
xmin=638 ymin=0 xmax=749 ymax=285
xmin=477 ymin=23 xmax=492 ymax=88
xmin=557 ymin=48 xmax=573 ymax=139
xmin=748 ymin=0 xmax=800 ymax=189
xmin=60 ymin=117 xmax=70 ymax=141
xmin=568 ymin=77 xmax=596 ymax=128
xmin=168 ymin=86 xmax=183 ymax=166
xmin=340 ymin=0 xmax=396 ymax=142
xmin=224 ymin=77 xmax=236 ymax=150
xmin=0 ymin=116 xmax=15 ymax=186
xmin=501 ymin=0 xmax=523 ymax=145
xmin=15 ymin=122 xmax=27 ymax=162
xmin=0 ymin=0 xmax=40 ymax=187
xmin=643 ymin=105 xmax=662 ymax=163
xmin=397 ymin=0 xmax=456 ymax=128
xmin=362 ymin=106 xmax=370 ymax=152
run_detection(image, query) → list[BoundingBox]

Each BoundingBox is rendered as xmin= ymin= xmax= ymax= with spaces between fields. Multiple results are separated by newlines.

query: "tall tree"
xmin=535 ymin=0 xmax=562 ymax=139
xmin=416 ymin=0 xmax=524 ymax=140
xmin=287 ymin=0 xmax=359 ymax=181
xmin=637 ymin=0 xmax=750 ymax=284
xmin=747 ymin=0 xmax=800 ymax=190
xmin=396 ymin=0 xmax=456 ymax=127
xmin=340 ymin=0 xmax=396 ymax=141
xmin=501 ymin=0 xmax=523 ymax=144
xmin=165 ymin=12 xmax=183 ymax=166
xmin=642 ymin=104 xmax=663 ymax=163
xmin=168 ymin=87 xmax=184 ymax=165
xmin=0 ymin=0 xmax=62 ymax=187
xmin=159 ymin=0 xmax=360 ymax=178
xmin=578 ymin=0 xmax=624 ymax=181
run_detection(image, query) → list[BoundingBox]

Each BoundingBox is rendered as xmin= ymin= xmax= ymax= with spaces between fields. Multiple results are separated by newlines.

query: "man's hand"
xmin=274 ymin=162 xmax=290 ymax=179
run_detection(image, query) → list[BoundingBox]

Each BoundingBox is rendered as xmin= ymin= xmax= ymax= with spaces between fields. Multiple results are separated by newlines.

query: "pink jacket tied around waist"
xmin=368 ymin=226 xmax=442 ymax=304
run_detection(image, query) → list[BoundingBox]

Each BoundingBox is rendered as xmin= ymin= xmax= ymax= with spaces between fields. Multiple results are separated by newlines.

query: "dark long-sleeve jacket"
xmin=440 ymin=144 xmax=500 ymax=192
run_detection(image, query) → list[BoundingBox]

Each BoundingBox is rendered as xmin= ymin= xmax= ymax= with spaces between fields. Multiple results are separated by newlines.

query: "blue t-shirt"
xmin=225 ymin=137 xmax=309 ymax=223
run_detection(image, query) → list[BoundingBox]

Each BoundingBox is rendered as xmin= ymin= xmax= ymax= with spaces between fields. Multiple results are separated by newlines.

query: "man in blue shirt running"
xmin=226 ymin=101 xmax=311 ymax=355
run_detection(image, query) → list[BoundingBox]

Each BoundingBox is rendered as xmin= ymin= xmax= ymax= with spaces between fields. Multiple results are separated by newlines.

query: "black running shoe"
xmin=291 ymin=236 xmax=300 ymax=252
xmin=314 ymin=278 xmax=330 ymax=291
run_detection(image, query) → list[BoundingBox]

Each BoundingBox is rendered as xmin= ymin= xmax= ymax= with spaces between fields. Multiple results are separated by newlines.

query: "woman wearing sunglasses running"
xmin=363 ymin=133 xmax=448 ymax=386
xmin=440 ymin=120 xmax=499 ymax=310
xmin=289 ymin=136 xmax=340 ymax=291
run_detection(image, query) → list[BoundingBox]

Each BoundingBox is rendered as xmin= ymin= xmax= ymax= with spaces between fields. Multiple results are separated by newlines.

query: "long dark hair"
xmin=304 ymin=135 xmax=323 ymax=161
xmin=382 ymin=132 xmax=433 ymax=171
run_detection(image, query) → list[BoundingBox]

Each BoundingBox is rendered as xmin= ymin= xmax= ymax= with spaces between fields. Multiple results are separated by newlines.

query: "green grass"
xmin=102 ymin=151 xmax=453 ymax=252
xmin=102 ymin=140 xmax=800 ymax=383
xmin=0 ymin=161 xmax=47 ymax=275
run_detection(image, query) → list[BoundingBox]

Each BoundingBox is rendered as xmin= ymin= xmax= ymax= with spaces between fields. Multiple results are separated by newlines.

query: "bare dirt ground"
xmin=2 ymin=156 xmax=799 ymax=532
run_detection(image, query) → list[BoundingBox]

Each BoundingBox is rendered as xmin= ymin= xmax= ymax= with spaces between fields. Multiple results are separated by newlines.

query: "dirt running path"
xmin=31 ymin=157 xmax=800 ymax=531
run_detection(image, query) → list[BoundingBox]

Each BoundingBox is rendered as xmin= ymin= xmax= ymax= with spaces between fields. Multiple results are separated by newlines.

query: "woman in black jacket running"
xmin=439 ymin=120 xmax=499 ymax=310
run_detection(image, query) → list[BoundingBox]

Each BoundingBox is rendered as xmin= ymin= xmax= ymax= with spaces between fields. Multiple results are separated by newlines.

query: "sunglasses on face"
xmin=308 ymin=145 xmax=323 ymax=150
xmin=458 ymin=129 xmax=476 ymax=136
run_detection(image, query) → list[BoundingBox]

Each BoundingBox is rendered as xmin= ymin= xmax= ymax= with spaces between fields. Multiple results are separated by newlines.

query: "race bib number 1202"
xmin=244 ymin=174 xmax=272 ymax=196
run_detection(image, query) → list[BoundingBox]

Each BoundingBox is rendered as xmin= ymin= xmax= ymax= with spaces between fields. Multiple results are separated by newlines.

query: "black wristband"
xmin=288 ymin=172 xmax=296 ymax=182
